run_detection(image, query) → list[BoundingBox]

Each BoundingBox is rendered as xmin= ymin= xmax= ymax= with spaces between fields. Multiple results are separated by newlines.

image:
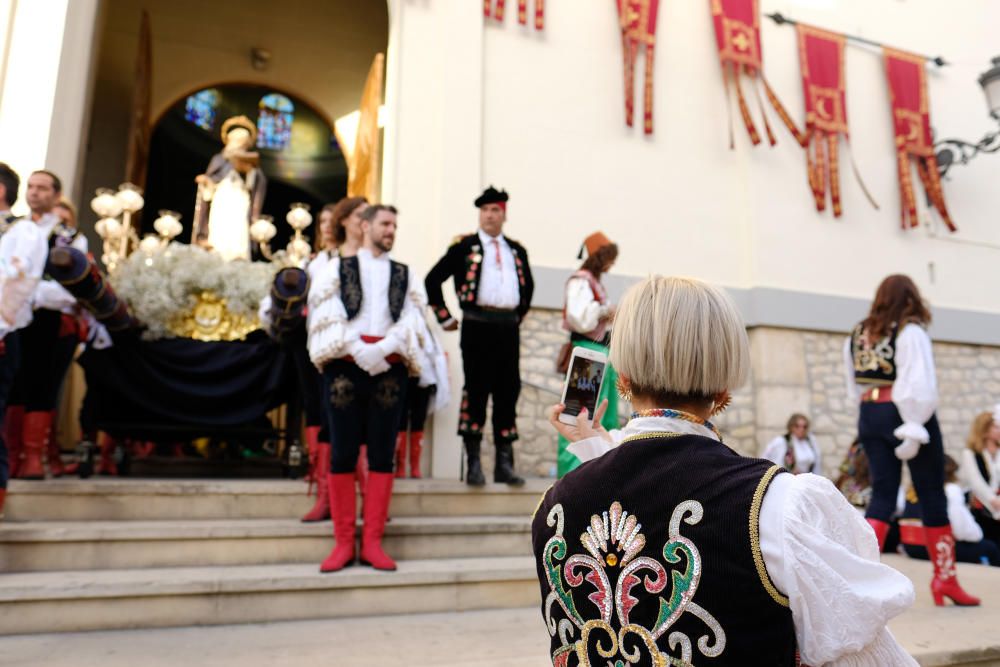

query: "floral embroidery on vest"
xmin=458 ymin=245 xmax=483 ymax=305
xmin=542 ymin=500 xmax=726 ymax=666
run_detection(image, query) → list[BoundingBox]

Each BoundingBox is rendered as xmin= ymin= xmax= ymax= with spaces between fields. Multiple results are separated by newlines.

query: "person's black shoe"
xmin=466 ymin=457 xmax=486 ymax=486
xmin=464 ymin=437 xmax=486 ymax=487
xmin=494 ymin=441 xmax=525 ymax=486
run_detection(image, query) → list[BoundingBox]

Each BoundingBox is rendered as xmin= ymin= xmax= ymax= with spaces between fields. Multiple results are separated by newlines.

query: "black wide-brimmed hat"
xmin=474 ymin=185 xmax=509 ymax=208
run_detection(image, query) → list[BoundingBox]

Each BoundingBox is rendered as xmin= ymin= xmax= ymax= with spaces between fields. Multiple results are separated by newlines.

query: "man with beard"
xmin=307 ymin=204 xmax=425 ymax=573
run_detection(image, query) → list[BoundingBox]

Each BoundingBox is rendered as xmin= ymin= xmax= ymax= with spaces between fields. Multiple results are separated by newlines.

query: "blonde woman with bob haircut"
xmin=960 ymin=411 xmax=1000 ymax=543
xmin=532 ymin=276 xmax=917 ymax=667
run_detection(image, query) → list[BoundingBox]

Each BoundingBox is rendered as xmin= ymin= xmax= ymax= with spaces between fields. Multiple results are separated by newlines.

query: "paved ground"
xmin=2 ymin=555 xmax=999 ymax=666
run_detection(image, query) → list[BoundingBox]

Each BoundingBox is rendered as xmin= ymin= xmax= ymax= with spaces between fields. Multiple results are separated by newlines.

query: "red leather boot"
xmin=17 ymin=411 xmax=49 ymax=479
xmin=0 ymin=487 xmax=6 ymax=518
xmin=359 ymin=471 xmax=397 ymax=570
xmin=319 ymin=473 xmax=357 ymax=572
xmin=394 ymin=432 xmax=407 ymax=479
xmin=355 ymin=444 xmax=369 ymax=499
xmin=46 ymin=410 xmax=65 ymax=477
xmin=409 ymin=431 xmax=423 ymax=479
xmin=5 ymin=406 xmax=24 ymax=478
xmin=866 ymin=518 xmax=890 ymax=552
xmin=95 ymin=432 xmax=119 ymax=476
xmin=301 ymin=442 xmax=331 ymax=522
xmin=925 ymin=525 xmax=980 ymax=607
xmin=303 ymin=426 xmax=322 ymax=485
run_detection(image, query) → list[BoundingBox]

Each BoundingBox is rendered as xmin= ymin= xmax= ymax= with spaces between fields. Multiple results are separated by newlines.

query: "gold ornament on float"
xmin=166 ymin=290 xmax=259 ymax=342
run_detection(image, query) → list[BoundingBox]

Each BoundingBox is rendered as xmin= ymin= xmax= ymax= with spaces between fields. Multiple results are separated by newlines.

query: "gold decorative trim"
xmin=750 ymin=465 xmax=790 ymax=608
xmin=166 ymin=290 xmax=260 ymax=342
xmin=532 ymin=483 xmax=554 ymax=520
xmin=619 ymin=431 xmax=683 ymax=445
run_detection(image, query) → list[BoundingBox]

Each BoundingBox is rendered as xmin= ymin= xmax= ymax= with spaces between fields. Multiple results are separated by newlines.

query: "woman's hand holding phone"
xmin=547 ymin=399 xmax=612 ymax=443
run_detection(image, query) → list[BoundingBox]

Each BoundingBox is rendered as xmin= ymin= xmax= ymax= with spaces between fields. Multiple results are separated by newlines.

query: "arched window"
xmin=184 ymin=88 xmax=219 ymax=131
xmin=257 ymin=93 xmax=294 ymax=150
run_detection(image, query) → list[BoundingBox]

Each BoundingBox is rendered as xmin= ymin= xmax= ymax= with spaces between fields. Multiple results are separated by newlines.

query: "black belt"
xmin=462 ymin=308 xmax=519 ymax=324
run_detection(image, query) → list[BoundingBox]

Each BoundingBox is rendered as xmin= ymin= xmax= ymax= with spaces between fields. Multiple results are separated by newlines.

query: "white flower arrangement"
xmin=112 ymin=242 xmax=278 ymax=340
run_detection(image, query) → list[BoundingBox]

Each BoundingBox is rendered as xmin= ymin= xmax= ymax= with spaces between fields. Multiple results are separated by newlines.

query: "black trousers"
xmin=458 ymin=318 xmax=520 ymax=442
xmin=399 ymin=378 xmax=433 ymax=432
xmin=286 ymin=327 xmax=324 ymax=430
xmin=860 ymin=402 xmax=947 ymax=526
xmin=323 ymin=359 xmax=407 ymax=474
xmin=0 ymin=331 xmax=21 ymax=488
xmin=973 ymin=508 xmax=1000 ymax=545
xmin=8 ymin=309 xmax=77 ymax=411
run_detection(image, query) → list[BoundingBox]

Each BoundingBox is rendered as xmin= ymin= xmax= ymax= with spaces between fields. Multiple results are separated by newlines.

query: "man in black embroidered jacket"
xmin=425 ymin=186 xmax=534 ymax=486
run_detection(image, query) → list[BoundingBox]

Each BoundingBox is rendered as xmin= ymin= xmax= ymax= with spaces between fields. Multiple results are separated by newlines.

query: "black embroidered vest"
xmin=0 ymin=212 xmax=16 ymax=237
xmin=532 ymin=434 xmax=797 ymax=666
xmin=851 ymin=322 xmax=898 ymax=385
xmin=339 ymin=255 xmax=409 ymax=322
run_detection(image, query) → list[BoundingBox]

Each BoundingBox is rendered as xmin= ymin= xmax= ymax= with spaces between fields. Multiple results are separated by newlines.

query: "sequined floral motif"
xmin=458 ymin=391 xmax=483 ymax=435
xmin=542 ymin=501 xmax=725 ymax=666
xmin=458 ymin=245 xmax=483 ymax=304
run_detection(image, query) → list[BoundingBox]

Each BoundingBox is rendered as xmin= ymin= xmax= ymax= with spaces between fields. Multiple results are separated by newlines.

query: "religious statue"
xmin=193 ymin=115 xmax=267 ymax=261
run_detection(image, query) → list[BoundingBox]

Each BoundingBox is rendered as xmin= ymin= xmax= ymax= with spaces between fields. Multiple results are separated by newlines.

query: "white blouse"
xmin=307 ymin=249 xmax=426 ymax=370
xmin=843 ymin=323 xmax=938 ymax=444
xmin=0 ymin=219 xmax=47 ymax=337
xmin=762 ymin=434 xmax=823 ymax=476
xmin=475 ymin=229 xmax=520 ymax=310
xmin=568 ymin=416 xmax=917 ymax=667
xmin=960 ymin=447 xmax=1000 ymax=520
xmin=564 ymin=277 xmax=610 ymax=335
xmin=946 ymin=482 xmax=984 ymax=543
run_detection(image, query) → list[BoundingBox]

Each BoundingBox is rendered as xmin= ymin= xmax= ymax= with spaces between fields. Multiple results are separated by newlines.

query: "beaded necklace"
xmin=630 ymin=408 xmax=722 ymax=440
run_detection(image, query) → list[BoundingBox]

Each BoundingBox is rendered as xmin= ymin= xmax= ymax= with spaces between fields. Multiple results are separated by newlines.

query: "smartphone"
xmin=559 ymin=346 xmax=608 ymax=425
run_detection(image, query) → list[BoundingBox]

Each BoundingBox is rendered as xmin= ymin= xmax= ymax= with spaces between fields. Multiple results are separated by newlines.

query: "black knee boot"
xmin=494 ymin=440 xmax=524 ymax=486
xmin=464 ymin=437 xmax=485 ymax=487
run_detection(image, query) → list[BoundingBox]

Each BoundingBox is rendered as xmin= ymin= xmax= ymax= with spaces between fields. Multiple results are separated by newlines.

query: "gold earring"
xmin=710 ymin=390 xmax=731 ymax=417
xmin=616 ymin=377 xmax=633 ymax=401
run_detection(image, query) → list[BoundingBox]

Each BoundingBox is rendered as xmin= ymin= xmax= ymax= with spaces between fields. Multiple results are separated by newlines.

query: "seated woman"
xmin=960 ymin=411 xmax=1000 ymax=544
xmin=899 ymin=455 xmax=1000 ymax=567
xmin=534 ymin=276 xmax=916 ymax=666
xmin=761 ymin=413 xmax=823 ymax=475
xmin=836 ymin=438 xmax=872 ymax=510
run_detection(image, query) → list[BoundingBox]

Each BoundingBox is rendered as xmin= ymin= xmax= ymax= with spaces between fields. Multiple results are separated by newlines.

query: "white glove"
xmin=894 ymin=438 xmax=922 ymax=461
xmin=366 ymin=358 xmax=391 ymax=377
xmin=893 ymin=422 xmax=930 ymax=444
xmin=353 ymin=343 xmax=386 ymax=374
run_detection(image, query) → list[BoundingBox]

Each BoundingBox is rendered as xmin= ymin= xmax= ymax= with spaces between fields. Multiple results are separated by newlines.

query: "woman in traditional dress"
xmin=556 ymin=232 xmax=618 ymax=477
xmin=761 ymin=413 xmax=823 ymax=475
xmin=960 ymin=411 xmax=1000 ymax=544
xmin=535 ymin=276 xmax=917 ymax=666
xmin=845 ymin=274 xmax=979 ymax=606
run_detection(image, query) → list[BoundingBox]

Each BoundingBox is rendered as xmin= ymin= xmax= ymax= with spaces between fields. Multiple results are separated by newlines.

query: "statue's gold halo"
xmin=220 ymin=115 xmax=257 ymax=145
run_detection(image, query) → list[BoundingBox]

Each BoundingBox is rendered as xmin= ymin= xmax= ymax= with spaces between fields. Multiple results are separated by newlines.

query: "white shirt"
xmin=564 ymin=277 xmax=610 ymax=334
xmin=306 ymin=248 xmax=426 ymax=370
xmin=946 ymin=482 xmax=984 ymax=542
xmin=568 ymin=416 xmax=917 ymax=667
xmin=960 ymin=447 xmax=1000 ymax=520
xmin=843 ymin=323 xmax=938 ymax=443
xmin=475 ymin=229 xmax=519 ymax=309
xmin=0 ymin=218 xmax=48 ymax=337
xmin=32 ymin=211 xmax=88 ymax=314
xmin=762 ymin=434 xmax=823 ymax=476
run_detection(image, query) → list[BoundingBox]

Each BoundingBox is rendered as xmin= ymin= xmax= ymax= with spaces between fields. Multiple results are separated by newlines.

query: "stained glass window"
xmin=184 ymin=89 xmax=219 ymax=131
xmin=257 ymin=93 xmax=294 ymax=150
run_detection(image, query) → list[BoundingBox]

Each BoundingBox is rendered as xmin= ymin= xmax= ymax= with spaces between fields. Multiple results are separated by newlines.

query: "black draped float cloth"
xmin=78 ymin=331 xmax=293 ymax=436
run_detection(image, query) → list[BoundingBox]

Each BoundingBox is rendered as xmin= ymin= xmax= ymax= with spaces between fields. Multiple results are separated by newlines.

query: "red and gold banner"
xmin=797 ymin=24 xmax=847 ymax=216
xmin=710 ymin=0 xmax=797 ymax=148
xmin=883 ymin=48 xmax=955 ymax=231
xmin=616 ymin=0 xmax=660 ymax=134
xmin=485 ymin=0 xmax=544 ymax=30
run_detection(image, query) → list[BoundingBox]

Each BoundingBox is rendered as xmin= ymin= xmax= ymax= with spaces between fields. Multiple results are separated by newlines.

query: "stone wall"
xmin=509 ymin=308 xmax=1000 ymax=481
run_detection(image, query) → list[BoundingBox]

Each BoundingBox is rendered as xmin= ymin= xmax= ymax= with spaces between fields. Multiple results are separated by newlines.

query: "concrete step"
xmin=0 ymin=516 xmax=533 ymax=572
xmin=3 ymin=477 xmax=551 ymax=521
xmin=0 ymin=557 xmax=539 ymax=635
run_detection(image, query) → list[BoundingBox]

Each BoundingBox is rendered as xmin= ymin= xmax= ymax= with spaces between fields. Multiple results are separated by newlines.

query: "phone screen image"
xmin=563 ymin=355 xmax=607 ymax=418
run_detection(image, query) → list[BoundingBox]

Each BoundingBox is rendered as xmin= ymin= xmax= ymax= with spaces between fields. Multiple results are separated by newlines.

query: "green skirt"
xmin=556 ymin=338 xmax=619 ymax=478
